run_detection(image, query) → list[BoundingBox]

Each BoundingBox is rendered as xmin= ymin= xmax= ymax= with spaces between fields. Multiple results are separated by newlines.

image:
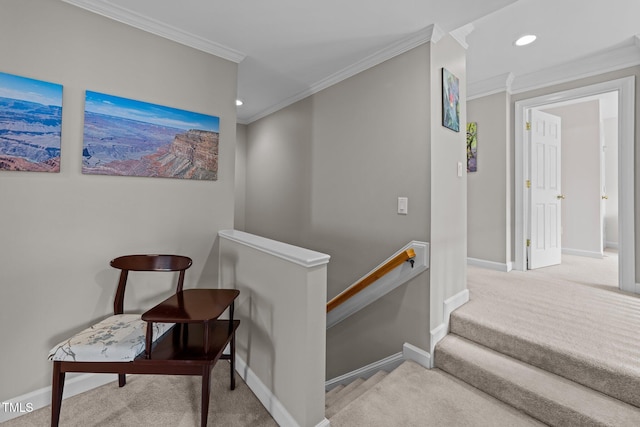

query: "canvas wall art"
xmin=467 ymin=121 xmax=477 ymax=172
xmin=82 ymin=91 xmax=219 ymax=180
xmin=442 ymin=68 xmax=460 ymax=132
xmin=0 ymin=71 xmax=63 ymax=172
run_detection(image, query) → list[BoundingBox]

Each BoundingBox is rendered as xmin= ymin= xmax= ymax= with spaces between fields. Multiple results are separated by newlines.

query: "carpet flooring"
xmin=1 ymin=362 xmax=277 ymax=427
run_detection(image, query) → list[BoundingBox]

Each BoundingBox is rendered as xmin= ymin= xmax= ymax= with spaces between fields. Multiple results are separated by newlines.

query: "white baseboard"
xmin=325 ymin=351 xmax=405 ymax=391
xmin=605 ymin=241 xmax=619 ymax=250
xmin=0 ymin=372 xmax=117 ymax=423
xmin=402 ymin=342 xmax=431 ymax=369
xmin=562 ymin=248 xmax=603 ymax=258
xmin=428 ymin=289 xmax=470 ymax=368
xmin=467 ymin=257 xmax=512 ymax=272
xmin=235 ymin=355 xmax=306 ymax=427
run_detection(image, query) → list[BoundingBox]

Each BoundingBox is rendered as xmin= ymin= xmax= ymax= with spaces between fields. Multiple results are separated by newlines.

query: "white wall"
xmin=0 ymin=0 xmax=237 ymax=402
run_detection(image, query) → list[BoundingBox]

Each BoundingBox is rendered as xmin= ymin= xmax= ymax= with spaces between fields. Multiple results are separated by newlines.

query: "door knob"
xmin=602 ymin=195 xmax=609 ymax=200
xmin=556 ymin=195 xmax=565 ymax=200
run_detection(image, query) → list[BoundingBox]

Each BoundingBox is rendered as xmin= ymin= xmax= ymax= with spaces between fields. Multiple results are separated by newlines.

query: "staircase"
xmin=326 ymin=261 xmax=640 ymax=426
xmin=434 ymin=265 xmax=640 ymax=426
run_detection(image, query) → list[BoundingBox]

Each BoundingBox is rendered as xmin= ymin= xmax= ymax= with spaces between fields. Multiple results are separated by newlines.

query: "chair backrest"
xmin=110 ymin=254 xmax=193 ymax=314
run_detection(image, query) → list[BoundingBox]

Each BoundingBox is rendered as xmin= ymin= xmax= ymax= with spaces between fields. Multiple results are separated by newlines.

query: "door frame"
xmin=514 ymin=76 xmax=636 ymax=293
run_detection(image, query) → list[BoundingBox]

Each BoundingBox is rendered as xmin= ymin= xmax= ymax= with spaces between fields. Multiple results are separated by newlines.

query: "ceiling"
xmin=62 ymin=0 xmax=640 ymax=124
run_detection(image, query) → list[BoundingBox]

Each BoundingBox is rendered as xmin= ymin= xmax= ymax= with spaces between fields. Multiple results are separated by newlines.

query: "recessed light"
xmin=235 ymin=99 xmax=244 ymax=107
xmin=515 ymin=34 xmax=537 ymax=46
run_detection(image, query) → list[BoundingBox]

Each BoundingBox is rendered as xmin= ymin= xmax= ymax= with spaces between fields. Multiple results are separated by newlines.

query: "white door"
xmin=529 ymin=110 xmax=562 ymax=269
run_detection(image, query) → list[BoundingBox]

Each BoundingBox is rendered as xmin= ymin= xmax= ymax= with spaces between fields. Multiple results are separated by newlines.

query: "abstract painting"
xmin=467 ymin=121 xmax=477 ymax=172
xmin=442 ymin=68 xmax=460 ymax=132
xmin=0 ymin=71 xmax=63 ymax=172
xmin=82 ymin=91 xmax=219 ymax=180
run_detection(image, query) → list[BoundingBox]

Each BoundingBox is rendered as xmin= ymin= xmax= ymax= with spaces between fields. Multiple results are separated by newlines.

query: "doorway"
xmin=514 ymin=77 xmax=636 ymax=293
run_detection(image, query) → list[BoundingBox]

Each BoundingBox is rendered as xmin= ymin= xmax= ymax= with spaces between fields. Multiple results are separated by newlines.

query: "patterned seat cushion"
xmin=48 ymin=314 xmax=174 ymax=362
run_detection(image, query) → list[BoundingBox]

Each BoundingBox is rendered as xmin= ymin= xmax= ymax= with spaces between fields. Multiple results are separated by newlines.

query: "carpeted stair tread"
xmin=325 ymin=384 xmax=345 ymax=403
xmin=329 ymin=360 xmax=544 ymax=426
xmin=452 ymin=270 xmax=640 ymax=408
xmin=325 ymin=370 xmax=388 ymax=418
xmin=436 ymin=334 xmax=640 ymax=426
xmin=326 ymin=378 xmax=364 ymax=407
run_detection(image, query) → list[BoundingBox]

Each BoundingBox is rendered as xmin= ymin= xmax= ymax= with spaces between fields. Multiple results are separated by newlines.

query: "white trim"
xmin=429 ymin=324 xmax=448 ymax=368
xmin=469 ymin=41 xmax=640 ymax=100
xmin=605 ymin=241 xmax=619 ymax=250
xmin=325 ymin=352 xmax=405 ymax=391
xmin=316 ymin=418 xmax=331 ymax=427
xmin=61 ymin=0 xmax=245 ymax=63
xmin=444 ymin=289 xmax=470 ymax=322
xmin=561 ymin=248 xmax=603 ymax=259
xmin=244 ymin=24 xmax=444 ymax=124
xmin=0 ymin=373 xmax=116 ymax=423
xmin=235 ymin=355 xmax=304 ymax=427
xmin=402 ymin=342 xmax=431 ymax=369
xmin=218 ymin=229 xmax=330 ymax=268
xmin=467 ymin=72 xmax=514 ymax=100
xmin=467 ymin=257 xmax=513 ymax=272
xmin=514 ymin=77 xmax=636 ymax=294
xmin=449 ymin=24 xmax=474 ymax=50
xmin=428 ymin=289 xmax=470 ymax=368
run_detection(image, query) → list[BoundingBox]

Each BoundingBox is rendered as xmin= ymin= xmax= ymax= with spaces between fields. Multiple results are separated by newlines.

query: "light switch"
xmin=398 ymin=197 xmax=408 ymax=215
xmin=457 ymin=161 xmax=463 ymax=177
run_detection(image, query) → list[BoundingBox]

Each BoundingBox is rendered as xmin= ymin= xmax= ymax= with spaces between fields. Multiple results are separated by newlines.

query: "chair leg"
xmin=118 ymin=374 xmax=126 ymax=387
xmin=50 ymin=362 xmax=65 ymax=427
xmin=201 ymin=366 xmax=212 ymax=427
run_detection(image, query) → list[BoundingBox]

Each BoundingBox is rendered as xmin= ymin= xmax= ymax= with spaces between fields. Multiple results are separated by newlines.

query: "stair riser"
xmin=436 ymin=348 xmax=610 ymax=427
xmin=450 ymin=315 xmax=640 ymax=408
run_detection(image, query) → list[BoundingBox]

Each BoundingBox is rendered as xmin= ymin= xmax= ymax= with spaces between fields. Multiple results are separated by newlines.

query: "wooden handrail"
xmin=327 ymin=248 xmax=416 ymax=313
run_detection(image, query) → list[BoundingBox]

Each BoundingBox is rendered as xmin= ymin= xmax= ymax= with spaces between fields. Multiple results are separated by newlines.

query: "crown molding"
xmin=62 ymin=0 xmax=246 ymax=63
xmin=467 ymin=72 xmax=514 ymax=100
xmin=245 ymin=24 xmax=444 ymax=123
xmin=450 ymin=24 xmax=475 ymax=50
xmin=469 ymin=37 xmax=640 ymax=100
xmin=511 ymin=39 xmax=640 ymax=94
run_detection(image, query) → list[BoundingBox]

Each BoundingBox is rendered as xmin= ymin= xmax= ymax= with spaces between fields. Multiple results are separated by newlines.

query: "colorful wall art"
xmin=442 ymin=68 xmax=460 ymax=132
xmin=467 ymin=121 xmax=477 ymax=172
xmin=0 ymin=71 xmax=63 ymax=172
xmin=82 ymin=91 xmax=219 ymax=180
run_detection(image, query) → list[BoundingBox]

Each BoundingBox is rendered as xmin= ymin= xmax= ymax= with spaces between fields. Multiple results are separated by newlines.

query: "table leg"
xmin=201 ymin=366 xmax=211 ymax=427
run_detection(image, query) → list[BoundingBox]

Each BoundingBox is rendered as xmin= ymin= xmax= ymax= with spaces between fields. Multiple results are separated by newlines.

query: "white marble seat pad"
xmin=48 ymin=314 xmax=174 ymax=362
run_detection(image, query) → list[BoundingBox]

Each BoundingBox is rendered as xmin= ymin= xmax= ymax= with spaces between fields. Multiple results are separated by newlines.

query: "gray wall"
xmin=0 ymin=0 xmax=237 ymax=401
xmin=235 ymin=124 xmax=248 ymax=231
xmin=467 ymin=92 xmax=511 ymax=265
xmin=244 ymin=35 xmax=467 ymax=378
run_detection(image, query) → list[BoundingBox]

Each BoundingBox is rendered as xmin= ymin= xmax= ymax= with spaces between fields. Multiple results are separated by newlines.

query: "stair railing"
xmin=327 ymin=249 xmax=416 ymax=313
xmin=326 ymin=241 xmax=429 ymax=328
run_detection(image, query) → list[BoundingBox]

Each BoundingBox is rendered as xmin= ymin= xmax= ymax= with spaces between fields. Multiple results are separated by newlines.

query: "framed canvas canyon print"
xmin=0 ymin=71 xmax=63 ymax=172
xmin=82 ymin=91 xmax=219 ymax=180
xmin=442 ymin=68 xmax=460 ymax=132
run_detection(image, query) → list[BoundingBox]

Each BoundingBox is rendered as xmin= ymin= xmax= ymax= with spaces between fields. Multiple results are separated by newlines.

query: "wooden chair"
xmin=48 ymin=254 xmax=240 ymax=427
